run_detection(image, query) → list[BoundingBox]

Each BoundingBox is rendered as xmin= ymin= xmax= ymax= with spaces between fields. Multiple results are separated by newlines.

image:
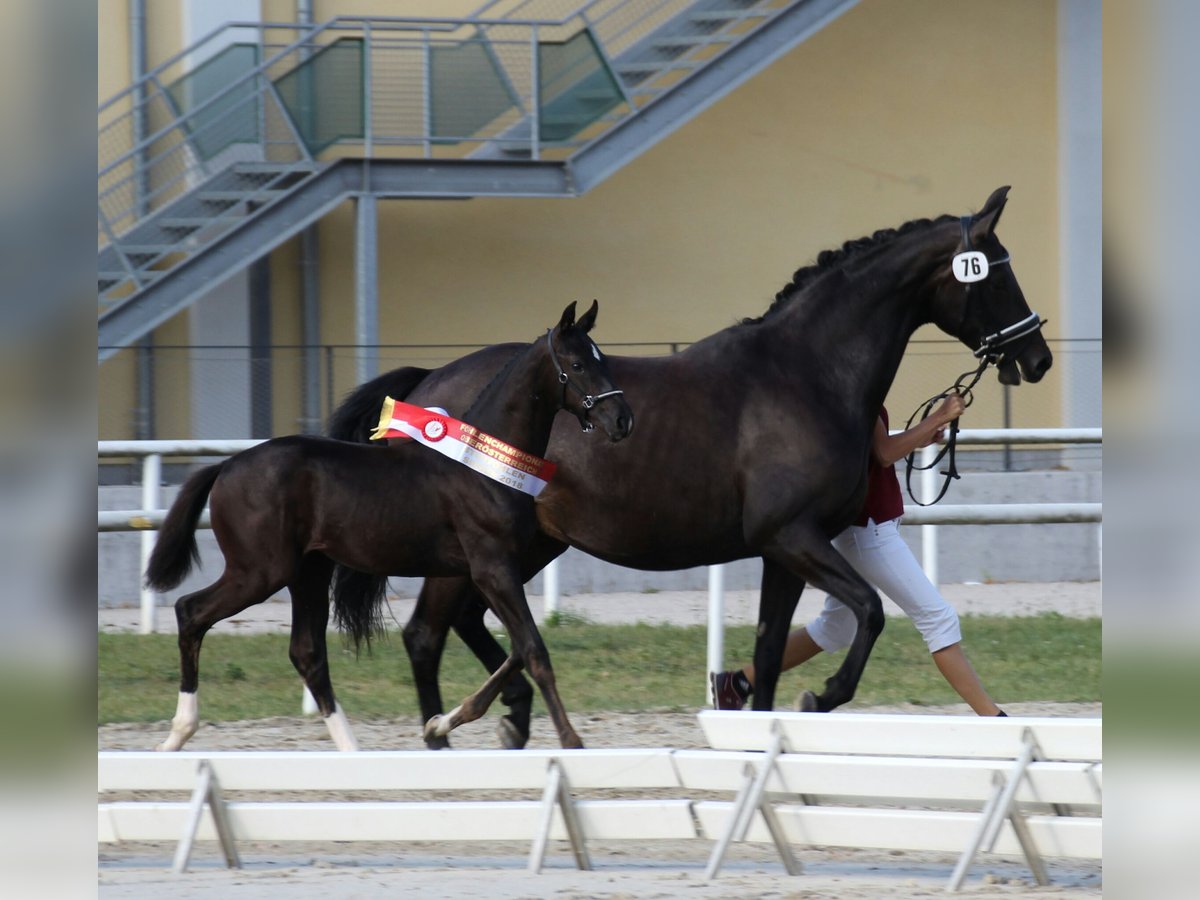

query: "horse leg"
xmin=402 ymin=578 xmax=460 ymax=749
xmin=761 ymin=523 xmax=884 ymax=713
xmin=423 ymin=653 xmax=526 ymax=744
xmin=746 ymin=559 xmax=806 ymax=711
xmin=160 ymin=567 xmax=283 ymax=751
xmin=451 ymin=592 xmax=534 ymax=749
xmin=472 ymin=561 xmax=583 ymax=749
xmin=288 ymin=554 xmax=358 ymax=751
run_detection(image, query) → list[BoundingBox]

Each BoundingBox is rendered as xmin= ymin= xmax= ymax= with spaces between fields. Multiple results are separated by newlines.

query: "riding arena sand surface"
xmin=98 ymin=583 xmax=1102 ymax=899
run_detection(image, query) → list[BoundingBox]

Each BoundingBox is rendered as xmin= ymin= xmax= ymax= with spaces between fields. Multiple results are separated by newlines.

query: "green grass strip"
xmin=99 ymin=614 xmax=1099 ymax=724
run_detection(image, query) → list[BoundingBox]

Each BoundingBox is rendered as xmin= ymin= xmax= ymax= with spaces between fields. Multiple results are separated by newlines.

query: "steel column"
xmin=355 ymin=192 xmax=379 ymax=385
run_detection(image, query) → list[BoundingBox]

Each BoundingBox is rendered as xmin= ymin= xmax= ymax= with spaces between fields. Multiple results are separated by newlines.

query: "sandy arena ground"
xmin=99 ymin=583 xmax=1102 ymax=898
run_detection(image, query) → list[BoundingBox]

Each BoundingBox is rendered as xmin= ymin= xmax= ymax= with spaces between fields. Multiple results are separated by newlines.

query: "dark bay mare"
xmin=144 ymin=301 xmax=633 ymax=751
xmin=329 ymin=187 xmax=1053 ymax=749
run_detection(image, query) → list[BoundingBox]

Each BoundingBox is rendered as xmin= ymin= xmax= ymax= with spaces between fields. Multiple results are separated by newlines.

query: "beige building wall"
xmin=99 ymin=0 xmax=1065 ymax=438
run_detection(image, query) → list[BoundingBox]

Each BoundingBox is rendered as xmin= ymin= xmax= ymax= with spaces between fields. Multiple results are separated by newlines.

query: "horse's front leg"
xmin=470 ymin=558 xmax=583 ymax=749
xmin=748 ymin=559 xmax=806 ymax=711
xmin=451 ymin=590 xmax=535 ymax=750
xmin=762 ymin=523 xmax=885 ymax=712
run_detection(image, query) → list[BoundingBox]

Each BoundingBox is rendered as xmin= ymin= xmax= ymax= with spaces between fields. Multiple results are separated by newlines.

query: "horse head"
xmin=931 ymin=186 xmax=1053 ymax=385
xmin=547 ymin=300 xmax=634 ymax=441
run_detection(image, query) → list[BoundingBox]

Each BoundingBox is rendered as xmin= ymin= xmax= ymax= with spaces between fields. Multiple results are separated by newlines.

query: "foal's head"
xmin=545 ymin=300 xmax=634 ymax=441
xmin=930 ymin=186 xmax=1053 ymax=385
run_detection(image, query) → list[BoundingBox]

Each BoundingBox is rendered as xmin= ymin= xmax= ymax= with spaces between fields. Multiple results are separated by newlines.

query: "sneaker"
xmin=711 ymin=671 xmax=748 ymax=711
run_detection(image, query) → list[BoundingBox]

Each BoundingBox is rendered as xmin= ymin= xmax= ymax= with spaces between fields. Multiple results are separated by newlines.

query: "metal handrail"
xmin=99 ymin=5 xmax=622 ymax=118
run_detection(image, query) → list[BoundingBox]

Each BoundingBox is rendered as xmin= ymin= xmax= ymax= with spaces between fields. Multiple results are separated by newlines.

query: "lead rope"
xmin=902 ymin=357 xmax=991 ymax=506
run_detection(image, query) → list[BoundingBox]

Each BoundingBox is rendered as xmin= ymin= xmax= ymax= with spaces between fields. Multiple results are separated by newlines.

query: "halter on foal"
xmin=144 ymin=301 xmax=632 ymax=751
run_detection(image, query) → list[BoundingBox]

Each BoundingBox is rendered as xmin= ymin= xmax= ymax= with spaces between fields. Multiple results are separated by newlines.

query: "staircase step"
xmin=197 ymin=189 xmax=288 ymax=204
xmin=98 ymin=269 xmax=165 ymax=291
xmin=230 ymin=161 xmax=319 ymax=176
xmin=158 ymin=217 xmax=226 ymax=232
xmin=652 ymin=35 xmax=730 ymax=50
xmin=690 ymin=7 xmax=768 ymax=25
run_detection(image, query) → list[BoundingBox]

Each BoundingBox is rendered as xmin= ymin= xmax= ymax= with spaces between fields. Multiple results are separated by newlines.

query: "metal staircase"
xmin=98 ymin=0 xmax=859 ymax=360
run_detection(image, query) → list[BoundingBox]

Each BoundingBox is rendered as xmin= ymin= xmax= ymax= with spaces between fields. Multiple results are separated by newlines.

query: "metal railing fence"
xmin=99 ymin=428 xmax=1101 ymax=635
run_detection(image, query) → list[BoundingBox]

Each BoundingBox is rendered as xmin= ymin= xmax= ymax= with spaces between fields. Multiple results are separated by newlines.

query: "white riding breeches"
xmin=804 ymin=517 xmax=962 ymax=654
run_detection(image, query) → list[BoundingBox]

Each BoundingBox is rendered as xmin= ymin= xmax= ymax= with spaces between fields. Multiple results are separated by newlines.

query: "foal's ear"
xmin=557 ymin=300 xmax=579 ymax=331
xmin=970 ymin=185 xmax=1011 ymax=243
xmin=576 ymin=299 xmax=599 ymax=334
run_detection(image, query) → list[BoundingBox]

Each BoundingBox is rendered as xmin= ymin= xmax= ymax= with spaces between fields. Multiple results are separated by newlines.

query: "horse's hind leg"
xmin=288 ymin=554 xmax=358 ymax=751
xmin=403 ymin=579 xmax=462 ymax=750
xmin=160 ymin=568 xmax=282 ymax=751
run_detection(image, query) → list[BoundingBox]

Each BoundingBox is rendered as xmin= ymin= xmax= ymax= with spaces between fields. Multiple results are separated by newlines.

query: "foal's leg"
xmin=423 ymin=653 xmax=526 ymax=744
xmin=761 ymin=523 xmax=885 ymax=713
xmin=472 ymin=561 xmax=582 ymax=749
xmin=288 ymin=554 xmax=358 ymax=751
xmin=452 ymin=591 xmax=534 ymax=749
xmin=747 ymin=559 xmax=807 ymax=711
xmin=160 ymin=567 xmax=283 ymax=751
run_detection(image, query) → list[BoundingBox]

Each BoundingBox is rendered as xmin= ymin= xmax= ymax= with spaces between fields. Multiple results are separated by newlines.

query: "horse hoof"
xmin=423 ymin=715 xmax=448 ymax=742
xmin=795 ymin=690 xmax=820 ymax=712
xmin=425 ymin=734 xmax=452 ymax=751
xmin=497 ymin=716 xmax=528 ymax=750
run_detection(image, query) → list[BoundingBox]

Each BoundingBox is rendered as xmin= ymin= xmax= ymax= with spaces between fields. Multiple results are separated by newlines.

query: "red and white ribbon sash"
xmin=372 ymin=397 xmax=557 ymax=497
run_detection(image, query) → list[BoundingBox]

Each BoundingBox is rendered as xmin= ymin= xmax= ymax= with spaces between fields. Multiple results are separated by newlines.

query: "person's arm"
xmin=872 ymin=395 xmax=966 ymax=467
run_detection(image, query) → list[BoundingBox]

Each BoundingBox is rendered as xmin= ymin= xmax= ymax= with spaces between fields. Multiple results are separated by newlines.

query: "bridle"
xmin=902 ymin=217 xmax=1046 ymax=505
xmin=956 ymin=216 xmax=1044 ymax=365
xmin=545 ymin=329 xmax=625 ymax=432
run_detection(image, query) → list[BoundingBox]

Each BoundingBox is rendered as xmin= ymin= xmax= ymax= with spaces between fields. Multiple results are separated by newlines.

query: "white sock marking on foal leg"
xmin=324 ymin=703 xmax=359 ymax=751
xmin=435 ymin=705 xmax=463 ymax=737
xmin=157 ymin=691 xmax=199 ymax=751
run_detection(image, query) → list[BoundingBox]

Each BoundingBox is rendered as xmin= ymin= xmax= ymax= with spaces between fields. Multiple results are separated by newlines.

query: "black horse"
xmin=144 ymin=301 xmax=633 ymax=751
xmin=329 ymin=187 xmax=1053 ymax=749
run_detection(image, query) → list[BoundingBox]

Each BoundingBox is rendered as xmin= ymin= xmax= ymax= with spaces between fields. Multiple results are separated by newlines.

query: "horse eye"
xmin=571 ymin=361 xmax=584 ymax=372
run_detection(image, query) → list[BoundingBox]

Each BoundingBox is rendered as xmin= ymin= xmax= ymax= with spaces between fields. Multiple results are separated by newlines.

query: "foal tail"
xmin=327 ymin=365 xmax=433 ymax=652
xmin=144 ymin=463 xmax=224 ymax=592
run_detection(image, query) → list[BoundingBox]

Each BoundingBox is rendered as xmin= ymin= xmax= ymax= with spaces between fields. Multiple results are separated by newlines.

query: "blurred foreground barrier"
xmin=99 ymin=712 xmax=1101 ymax=889
xmin=687 ymin=710 xmax=1102 ymax=890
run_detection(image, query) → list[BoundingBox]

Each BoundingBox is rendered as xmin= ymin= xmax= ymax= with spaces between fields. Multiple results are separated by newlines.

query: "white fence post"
xmin=543 ymin=556 xmax=560 ymax=617
xmin=706 ymin=564 xmax=725 ymax=705
xmin=139 ymin=453 xmax=162 ymax=634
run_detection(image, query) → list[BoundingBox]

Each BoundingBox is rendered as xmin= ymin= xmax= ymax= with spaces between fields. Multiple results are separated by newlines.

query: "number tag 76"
xmin=952 ymin=251 xmax=990 ymax=283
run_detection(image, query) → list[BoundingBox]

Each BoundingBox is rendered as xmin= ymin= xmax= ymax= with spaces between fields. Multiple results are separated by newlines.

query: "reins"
xmin=545 ymin=329 xmax=625 ymax=432
xmin=901 ymin=357 xmax=989 ymax=507
xmin=902 ymin=217 xmax=1046 ymax=506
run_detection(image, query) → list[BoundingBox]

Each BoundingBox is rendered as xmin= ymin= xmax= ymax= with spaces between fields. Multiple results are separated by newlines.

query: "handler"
xmin=711 ymin=395 xmax=1007 ymax=716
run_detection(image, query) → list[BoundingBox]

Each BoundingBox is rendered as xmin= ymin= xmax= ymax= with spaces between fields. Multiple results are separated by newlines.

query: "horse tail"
xmin=331 ymin=564 xmax=390 ymax=654
xmin=326 ymin=365 xmax=432 ymax=443
xmin=326 ymin=366 xmax=432 ymax=652
xmin=144 ymin=463 xmax=224 ymax=592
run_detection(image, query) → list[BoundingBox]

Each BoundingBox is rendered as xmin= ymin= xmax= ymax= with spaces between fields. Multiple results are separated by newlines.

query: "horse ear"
xmin=576 ymin=299 xmax=599 ymax=334
xmin=970 ymin=185 xmax=1011 ymax=242
xmin=557 ymin=300 xmax=579 ymax=331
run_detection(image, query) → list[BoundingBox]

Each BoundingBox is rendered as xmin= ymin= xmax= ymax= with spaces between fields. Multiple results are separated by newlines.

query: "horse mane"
xmin=461 ymin=340 xmax=533 ymax=419
xmin=740 ymin=213 xmax=958 ymax=325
